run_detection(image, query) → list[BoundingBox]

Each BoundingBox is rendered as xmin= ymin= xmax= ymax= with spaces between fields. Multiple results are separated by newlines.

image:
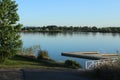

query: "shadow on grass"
xmin=0 ymin=55 xmax=81 ymax=69
xmin=10 ymin=55 xmax=65 ymax=68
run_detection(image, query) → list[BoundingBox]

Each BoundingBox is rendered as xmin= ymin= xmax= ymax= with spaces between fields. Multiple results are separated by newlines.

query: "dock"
xmin=61 ymin=51 xmax=119 ymax=60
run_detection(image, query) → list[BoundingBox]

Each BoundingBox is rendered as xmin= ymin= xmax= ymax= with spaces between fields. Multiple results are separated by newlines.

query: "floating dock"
xmin=61 ymin=51 xmax=119 ymax=60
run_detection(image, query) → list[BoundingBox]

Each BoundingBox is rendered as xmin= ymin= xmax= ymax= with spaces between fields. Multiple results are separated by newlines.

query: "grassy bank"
xmin=0 ymin=55 xmax=81 ymax=69
xmin=0 ymin=46 xmax=81 ymax=69
xmin=0 ymin=55 xmax=43 ymax=69
xmin=0 ymin=55 xmax=62 ymax=69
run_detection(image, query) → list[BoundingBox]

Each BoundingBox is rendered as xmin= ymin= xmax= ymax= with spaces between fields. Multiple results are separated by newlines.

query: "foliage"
xmin=22 ymin=26 xmax=120 ymax=33
xmin=37 ymin=50 xmax=51 ymax=60
xmin=91 ymin=63 xmax=120 ymax=80
xmin=64 ymin=59 xmax=81 ymax=69
xmin=18 ymin=45 xmax=40 ymax=58
xmin=116 ymin=56 xmax=120 ymax=65
xmin=0 ymin=0 xmax=22 ymax=62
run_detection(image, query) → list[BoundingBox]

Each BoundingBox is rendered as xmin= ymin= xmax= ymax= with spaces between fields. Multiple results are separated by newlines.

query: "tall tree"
xmin=0 ymin=0 xmax=22 ymax=62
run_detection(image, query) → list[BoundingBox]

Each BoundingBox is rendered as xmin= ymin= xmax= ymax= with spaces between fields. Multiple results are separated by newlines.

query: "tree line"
xmin=22 ymin=25 xmax=120 ymax=33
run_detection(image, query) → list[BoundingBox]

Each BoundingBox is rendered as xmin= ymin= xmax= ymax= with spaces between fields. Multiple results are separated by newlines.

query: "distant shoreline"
xmin=21 ymin=26 xmax=120 ymax=33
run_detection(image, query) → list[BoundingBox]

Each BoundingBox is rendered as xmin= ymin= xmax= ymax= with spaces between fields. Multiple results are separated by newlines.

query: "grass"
xmin=0 ymin=55 xmax=82 ymax=69
xmin=0 ymin=45 xmax=82 ymax=69
xmin=0 ymin=55 xmax=65 ymax=69
xmin=0 ymin=55 xmax=42 ymax=68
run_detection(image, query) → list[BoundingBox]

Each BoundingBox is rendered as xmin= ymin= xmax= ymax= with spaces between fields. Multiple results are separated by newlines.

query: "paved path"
xmin=23 ymin=69 xmax=90 ymax=80
xmin=0 ymin=69 xmax=23 ymax=80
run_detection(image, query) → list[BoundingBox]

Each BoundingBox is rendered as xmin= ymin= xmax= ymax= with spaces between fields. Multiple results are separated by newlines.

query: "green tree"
xmin=92 ymin=26 xmax=97 ymax=31
xmin=0 ymin=0 xmax=22 ymax=62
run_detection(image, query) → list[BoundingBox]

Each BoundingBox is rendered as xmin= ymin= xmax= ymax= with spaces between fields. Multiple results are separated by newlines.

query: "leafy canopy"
xmin=0 ymin=0 xmax=22 ymax=62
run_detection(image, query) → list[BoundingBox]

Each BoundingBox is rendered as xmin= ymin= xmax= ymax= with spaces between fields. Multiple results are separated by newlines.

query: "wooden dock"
xmin=61 ymin=51 xmax=119 ymax=60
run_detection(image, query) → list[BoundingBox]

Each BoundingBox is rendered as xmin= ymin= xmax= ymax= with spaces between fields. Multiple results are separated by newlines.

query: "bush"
xmin=92 ymin=63 xmax=120 ymax=80
xmin=64 ymin=59 xmax=81 ymax=69
xmin=37 ymin=50 xmax=51 ymax=60
xmin=18 ymin=45 xmax=40 ymax=57
xmin=116 ymin=57 xmax=120 ymax=65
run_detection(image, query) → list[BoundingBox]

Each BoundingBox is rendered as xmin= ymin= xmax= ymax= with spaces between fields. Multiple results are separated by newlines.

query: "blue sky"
xmin=16 ymin=0 xmax=120 ymax=27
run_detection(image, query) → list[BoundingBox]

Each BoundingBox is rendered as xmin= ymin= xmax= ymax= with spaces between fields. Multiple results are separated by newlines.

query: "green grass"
xmin=0 ymin=54 xmax=82 ymax=69
xmin=0 ymin=56 xmax=41 ymax=68
xmin=15 ymin=46 xmax=82 ymax=69
xmin=0 ymin=55 xmax=65 ymax=69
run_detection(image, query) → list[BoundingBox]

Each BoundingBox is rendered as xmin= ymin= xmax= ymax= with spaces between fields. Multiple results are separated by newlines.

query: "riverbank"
xmin=0 ymin=54 xmax=81 ymax=69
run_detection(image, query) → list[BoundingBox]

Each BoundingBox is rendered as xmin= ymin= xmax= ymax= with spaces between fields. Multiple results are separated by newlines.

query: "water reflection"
xmin=22 ymin=32 xmax=100 ymax=37
xmin=22 ymin=32 xmax=120 ymax=37
xmin=100 ymin=32 xmax=120 ymax=37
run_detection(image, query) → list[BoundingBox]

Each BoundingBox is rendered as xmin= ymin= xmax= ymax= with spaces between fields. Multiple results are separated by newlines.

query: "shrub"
xmin=116 ymin=57 xmax=120 ymax=65
xmin=92 ymin=63 xmax=120 ymax=80
xmin=64 ymin=59 xmax=81 ymax=69
xmin=18 ymin=45 xmax=40 ymax=58
xmin=37 ymin=50 xmax=51 ymax=60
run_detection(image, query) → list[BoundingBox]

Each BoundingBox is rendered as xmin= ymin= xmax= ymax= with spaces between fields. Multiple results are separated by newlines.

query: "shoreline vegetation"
xmin=0 ymin=46 xmax=81 ymax=69
xmin=21 ymin=25 xmax=120 ymax=33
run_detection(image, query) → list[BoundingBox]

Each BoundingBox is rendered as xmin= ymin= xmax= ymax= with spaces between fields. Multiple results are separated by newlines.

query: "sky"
xmin=16 ymin=0 xmax=120 ymax=27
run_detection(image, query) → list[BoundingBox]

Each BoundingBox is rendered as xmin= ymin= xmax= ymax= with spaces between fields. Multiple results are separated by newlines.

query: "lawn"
xmin=0 ymin=55 xmax=65 ymax=69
